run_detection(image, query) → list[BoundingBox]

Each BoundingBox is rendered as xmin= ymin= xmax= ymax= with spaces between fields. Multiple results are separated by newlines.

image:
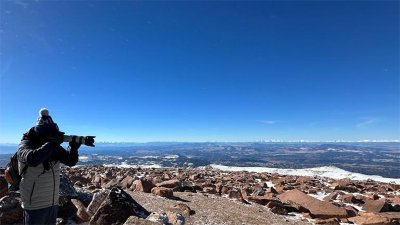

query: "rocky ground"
xmin=0 ymin=165 xmax=399 ymax=225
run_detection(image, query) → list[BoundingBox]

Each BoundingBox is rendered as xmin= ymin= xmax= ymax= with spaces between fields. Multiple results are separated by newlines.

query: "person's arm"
xmin=58 ymin=142 xmax=80 ymax=167
xmin=17 ymin=140 xmax=55 ymax=167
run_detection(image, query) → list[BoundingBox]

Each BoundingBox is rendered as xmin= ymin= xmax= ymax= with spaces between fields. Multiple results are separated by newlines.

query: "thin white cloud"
xmin=258 ymin=120 xmax=277 ymax=125
xmin=356 ymin=117 xmax=377 ymax=128
xmin=14 ymin=0 xmax=29 ymax=8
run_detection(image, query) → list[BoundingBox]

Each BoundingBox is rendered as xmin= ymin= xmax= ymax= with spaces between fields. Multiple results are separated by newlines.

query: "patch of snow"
xmin=265 ymin=181 xmax=275 ymax=188
xmin=78 ymin=155 xmax=92 ymax=162
xmin=210 ymin=164 xmax=400 ymax=184
xmin=139 ymin=156 xmax=159 ymax=159
xmin=164 ymin=154 xmax=179 ymax=159
xmin=103 ymin=162 xmax=162 ymax=168
xmin=309 ymin=191 xmax=329 ymax=201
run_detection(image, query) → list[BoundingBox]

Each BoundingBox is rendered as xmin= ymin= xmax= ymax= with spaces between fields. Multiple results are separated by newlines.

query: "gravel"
xmin=127 ymin=191 xmax=313 ymax=225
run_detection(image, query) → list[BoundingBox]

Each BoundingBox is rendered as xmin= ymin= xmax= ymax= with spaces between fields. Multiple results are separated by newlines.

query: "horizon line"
xmin=0 ymin=139 xmax=399 ymax=145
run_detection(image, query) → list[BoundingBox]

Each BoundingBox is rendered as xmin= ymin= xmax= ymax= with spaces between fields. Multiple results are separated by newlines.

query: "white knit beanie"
xmin=36 ymin=108 xmax=54 ymax=125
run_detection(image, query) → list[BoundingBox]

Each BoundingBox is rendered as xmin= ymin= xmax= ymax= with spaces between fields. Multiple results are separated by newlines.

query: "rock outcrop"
xmin=89 ymin=187 xmax=150 ymax=225
xmin=278 ymin=189 xmax=348 ymax=219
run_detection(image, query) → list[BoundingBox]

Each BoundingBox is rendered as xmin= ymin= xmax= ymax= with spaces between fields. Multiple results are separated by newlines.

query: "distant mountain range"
xmin=1 ymin=142 xmax=399 ymax=178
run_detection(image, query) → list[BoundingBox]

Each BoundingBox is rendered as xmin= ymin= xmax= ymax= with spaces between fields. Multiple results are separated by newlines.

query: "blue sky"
xmin=0 ymin=1 xmax=399 ymax=143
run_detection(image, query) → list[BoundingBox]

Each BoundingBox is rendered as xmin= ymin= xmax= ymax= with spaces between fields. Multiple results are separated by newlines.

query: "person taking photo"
xmin=17 ymin=108 xmax=80 ymax=225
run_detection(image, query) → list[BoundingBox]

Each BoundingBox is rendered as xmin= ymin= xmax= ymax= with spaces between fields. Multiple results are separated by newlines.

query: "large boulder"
xmin=166 ymin=210 xmax=185 ymax=225
xmin=363 ymin=199 xmax=390 ymax=213
xmin=87 ymin=189 xmax=110 ymax=216
xmin=121 ymin=176 xmax=134 ymax=190
xmin=75 ymin=188 xmax=94 ymax=206
xmin=156 ymin=179 xmax=180 ymax=189
xmin=314 ymin=218 xmax=340 ymax=225
xmin=278 ymin=189 xmax=348 ymax=219
xmin=71 ymin=199 xmax=90 ymax=222
xmin=151 ymin=187 xmax=173 ymax=198
xmin=59 ymin=174 xmax=78 ymax=199
xmin=348 ymin=212 xmax=392 ymax=225
xmin=166 ymin=203 xmax=192 ymax=218
xmin=0 ymin=195 xmax=23 ymax=224
xmin=132 ymin=179 xmax=155 ymax=193
xmin=89 ymin=187 xmax=150 ymax=225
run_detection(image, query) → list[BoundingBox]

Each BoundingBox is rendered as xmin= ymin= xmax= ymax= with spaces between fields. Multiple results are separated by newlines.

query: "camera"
xmin=47 ymin=132 xmax=96 ymax=147
xmin=64 ymin=135 xmax=96 ymax=147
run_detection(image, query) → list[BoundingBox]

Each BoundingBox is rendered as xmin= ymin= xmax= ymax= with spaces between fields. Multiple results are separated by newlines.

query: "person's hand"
xmin=69 ymin=141 xmax=81 ymax=151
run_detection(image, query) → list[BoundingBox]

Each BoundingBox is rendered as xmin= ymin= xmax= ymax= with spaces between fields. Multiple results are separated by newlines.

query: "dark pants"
xmin=24 ymin=205 xmax=58 ymax=225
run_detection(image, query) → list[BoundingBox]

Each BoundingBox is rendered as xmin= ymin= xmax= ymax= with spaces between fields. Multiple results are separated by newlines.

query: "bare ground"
xmin=127 ymin=191 xmax=313 ymax=225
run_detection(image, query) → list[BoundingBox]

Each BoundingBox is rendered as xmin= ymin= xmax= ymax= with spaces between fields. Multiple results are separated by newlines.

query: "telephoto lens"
xmin=63 ymin=135 xmax=96 ymax=147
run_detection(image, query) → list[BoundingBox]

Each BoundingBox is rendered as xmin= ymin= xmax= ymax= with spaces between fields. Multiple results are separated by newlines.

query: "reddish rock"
xmin=363 ymin=199 xmax=390 ymax=213
xmin=203 ymin=187 xmax=217 ymax=194
xmin=354 ymin=194 xmax=369 ymax=203
xmin=189 ymin=174 xmax=198 ymax=181
xmin=165 ymin=210 xmax=185 ymax=225
xmin=71 ymin=199 xmax=90 ymax=222
xmin=348 ymin=212 xmax=391 ymax=225
xmin=132 ymin=179 xmax=155 ymax=193
xmin=323 ymin=192 xmax=340 ymax=202
xmin=215 ymin=182 xmax=223 ymax=194
xmin=331 ymin=178 xmax=351 ymax=187
xmin=221 ymin=186 xmax=229 ymax=195
xmin=379 ymin=211 xmax=400 ymax=220
xmin=340 ymin=194 xmax=358 ymax=204
xmin=69 ymin=175 xmax=91 ymax=186
xmin=156 ymin=179 xmax=180 ymax=189
xmin=274 ymin=185 xmax=285 ymax=194
xmin=151 ymin=187 xmax=173 ymax=198
xmin=228 ymin=189 xmax=240 ymax=198
xmin=314 ymin=218 xmax=340 ymax=225
xmin=248 ymin=196 xmax=277 ymax=206
xmin=169 ymin=203 xmax=192 ymax=218
xmin=278 ymin=189 xmax=348 ymax=219
xmin=308 ymin=189 xmax=318 ymax=194
xmin=103 ymin=178 xmax=120 ymax=189
xmin=389 ymin=183 xmax=400 ymax=191
xmin=121 ymin=176 xmax=134 ymax=189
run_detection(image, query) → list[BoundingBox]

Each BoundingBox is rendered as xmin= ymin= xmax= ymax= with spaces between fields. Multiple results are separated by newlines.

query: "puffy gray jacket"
xmin=17 ymin=129 xmax=79 ymax=210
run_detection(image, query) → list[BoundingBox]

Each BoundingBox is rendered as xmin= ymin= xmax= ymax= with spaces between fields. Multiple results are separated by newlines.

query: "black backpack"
xmin=4 ymin=152 xmax=28 ymax=191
